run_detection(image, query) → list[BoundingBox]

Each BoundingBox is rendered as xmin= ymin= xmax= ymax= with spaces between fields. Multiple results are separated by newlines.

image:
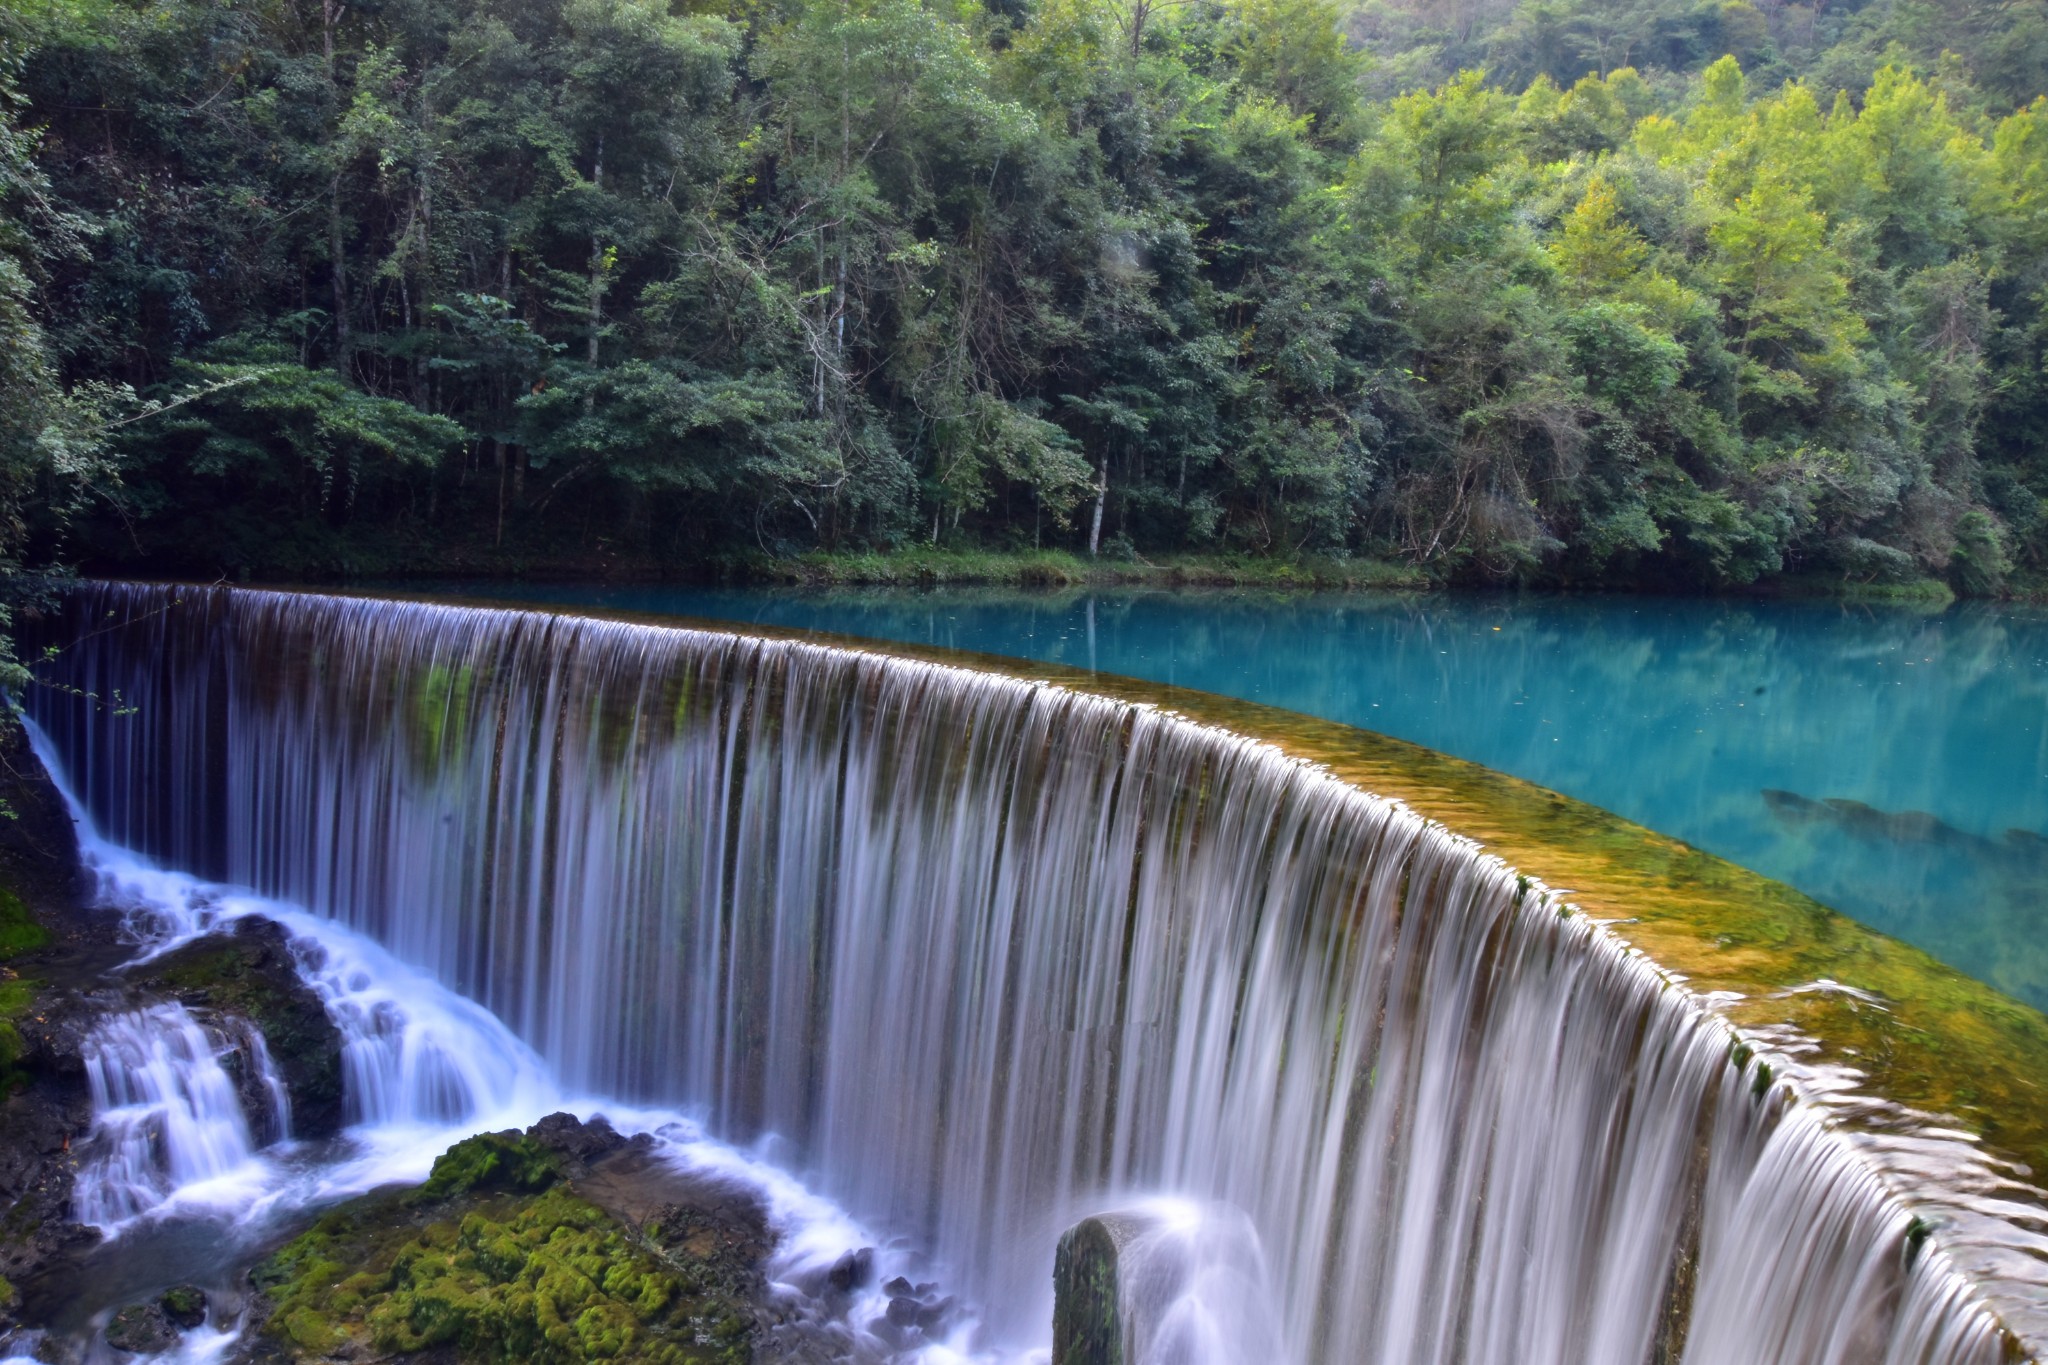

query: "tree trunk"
xmin=1088 ymin=453 xmax=1107 ymax=558
xmin=587 ymin=132 xmax=605 ymax=373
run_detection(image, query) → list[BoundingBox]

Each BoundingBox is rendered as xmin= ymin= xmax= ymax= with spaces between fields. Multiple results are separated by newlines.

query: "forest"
xmin=1 ymin=0 xmax=2045 ymax=591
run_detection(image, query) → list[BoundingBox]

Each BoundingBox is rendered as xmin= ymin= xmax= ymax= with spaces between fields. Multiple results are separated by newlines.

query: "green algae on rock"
xmin=1051 ymin=1215 xmax=1130 ymax=1365
xmin=139 ymin=917 xmax=345 ymax=1139
xmin=246 ymin=1118 xmax=764 ymax=1365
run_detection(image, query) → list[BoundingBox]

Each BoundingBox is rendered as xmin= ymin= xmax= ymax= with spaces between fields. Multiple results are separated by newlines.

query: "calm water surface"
xmin=421 ymin=583 xmax=2048 ymax=1011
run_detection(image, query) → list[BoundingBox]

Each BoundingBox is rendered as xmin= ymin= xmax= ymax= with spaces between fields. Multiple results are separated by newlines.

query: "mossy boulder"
xmin=244 ymin=1115 xmax=764 ymax=1365
xmin=106 ymin=1301 xmax=180 ymax=1354
xmin=420 ymin=1130 xmax=564 ymax=1201
xmin=1052 ymin=1215 xmax=1133 ymax=1365
xmin=159 ymin=1284 xmax=208 ymax=1329
xmin=140 ymin=917 xmax=344 ymax=1139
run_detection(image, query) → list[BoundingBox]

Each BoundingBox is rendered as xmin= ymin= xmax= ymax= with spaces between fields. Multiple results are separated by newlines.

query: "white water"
xmin=32 ymin=740 xmax=1010 ymax=1364
xmin=23 ymin=583 xmax=2048 ymax=1363
xmin=1082 ymin=1200 xmax=1282 ymax=1365
xmin=75 ymin=1003 xmax=287 ymax=1230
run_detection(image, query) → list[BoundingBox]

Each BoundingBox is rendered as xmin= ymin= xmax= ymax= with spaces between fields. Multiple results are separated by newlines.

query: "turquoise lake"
xmin=422 ymin=584 xmax=2048 ymax=1011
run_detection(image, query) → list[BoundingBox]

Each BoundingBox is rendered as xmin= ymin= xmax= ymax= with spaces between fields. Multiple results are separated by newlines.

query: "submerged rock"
xmin=158 ymin=1284 xmax=208 ymax=1329
xmin=239 ymin=1114 xmax=770 ymax=1365
xmin=826 ymin=1246 xmax=874 ymax=1294
xmin=105 ymin=1300 xmax=179 ymax=1354
xmin=138 ymin=917 xmax=345 ymax=1140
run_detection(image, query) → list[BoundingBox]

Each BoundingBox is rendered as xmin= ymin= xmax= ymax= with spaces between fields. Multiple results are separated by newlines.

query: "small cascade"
xmin=287 ymin=918 xmax=563 ymax=1135
xmin=75 ymin=1003 xmax=285 ymax=1230
xmin=25 ymin=583 xmax=2045 ymax=1364
xmin=29 ymin=731 xmax=959 ymax=1364
xmin=63 ymin=801 xmax=571 ymax=1173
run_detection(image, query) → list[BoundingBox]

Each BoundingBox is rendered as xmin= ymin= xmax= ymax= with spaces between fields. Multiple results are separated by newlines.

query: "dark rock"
xmin=0 ymin=731 xmax=106 ymax=1328
xmin=636 ymin=1179 xmax=774 ymax=1305
xmin=1054 ymin=1213 xmax=1155 ymax=1365
xmin=526 ymin=1110 xmax=629 ymax=1163
xmin=0 ymin=985 xmax=106 ymax=1329
xmin=882 ymin=1275 xmax=914 ymax=1297
xmin=863 ymin=1313 xmax=915 ymax=1354
xmin=826 ymin=1246 xmax=874 ymax=1294
xmin=139 ymin=917 xmax=345 ymax=1140
xmin=159 ymin=1285 xmax=207 ymax=1329
xmin=106 ymin=1301 xmax=178 ymax=1354
xmin=0 ymin=726 xmax=89 ymax=953
xmin=886 ymin=1295 xmax=922 ymax=1329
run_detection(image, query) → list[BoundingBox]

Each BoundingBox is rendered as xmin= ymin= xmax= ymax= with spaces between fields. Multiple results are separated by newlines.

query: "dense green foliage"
xmin=1352 ymin=0 xmax=2048 ymax=109
xmin=0 ymin=0 xmax=2045 ymax=588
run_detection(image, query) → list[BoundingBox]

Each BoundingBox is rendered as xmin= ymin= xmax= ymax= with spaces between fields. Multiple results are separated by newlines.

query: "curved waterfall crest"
xmin=26 ymin=582 xmax=2033 ymax=1364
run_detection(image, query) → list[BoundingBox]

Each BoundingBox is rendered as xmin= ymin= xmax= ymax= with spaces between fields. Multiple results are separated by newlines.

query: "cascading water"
xmin=24 ymin=583 xmax=2042 ymax=1364
xmin=74 ymin=1003 xmax=288 ymax=1230
xmin=23 ymin=732 xmax=993 ymax=1365
xmin=82 ymin=828 xmax=567 ymax=1144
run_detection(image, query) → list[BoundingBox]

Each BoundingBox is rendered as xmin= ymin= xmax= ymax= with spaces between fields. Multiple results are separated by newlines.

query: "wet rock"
xmin=1054 ymin=1213 xmax=1154 ymax=1365
xmin=417 ymin=1127 xmax=562 ymax=1199
xmin=0 ymin=985 xmax=105 ymax=1330
xmin=827 ymin=1246 xmax=875 ymax=1294
xmin=139 ymin=918 xmax=344 ymax=1140
xmin=106 ymin=1301 xmax=178 ymax=1354
xmin=0 ymin=726 xmax=89 ymax=953
xmin=881 ymin=1285 xmax=954 ymax=1337
xmin=527 ymin=1109 xmax=629 ymax=1163
xmin=0 ymin=737 xmax=105 ymax=1335
xmin=882 ymin=1275 xmax=914 ymax=1297
xmin=159 ymin=1285 xmax=207 ymax=1329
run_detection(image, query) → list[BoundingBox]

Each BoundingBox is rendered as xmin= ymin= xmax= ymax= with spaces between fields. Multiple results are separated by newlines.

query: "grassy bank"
xmin=737 ymin=550 xmax=1431 ymax=591
xmin=367 ymin=547 xmax=1982 ymax=602
xmin=1760 ymin=573 xmax=1958 ymax=605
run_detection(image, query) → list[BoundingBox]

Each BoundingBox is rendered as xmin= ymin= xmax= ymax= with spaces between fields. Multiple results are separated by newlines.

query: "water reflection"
xmin=416 ymin=583 xmax=2048 ymax=1011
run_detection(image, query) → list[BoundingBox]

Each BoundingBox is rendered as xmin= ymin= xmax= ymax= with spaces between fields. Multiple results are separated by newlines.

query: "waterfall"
xmin=26 ymin=582 xmax=2035 ymax=1364
xmin=64 ymin=782 xmax=575 ymax=1175
xmin=75 ymin=1003 xmax=288 ymax=1230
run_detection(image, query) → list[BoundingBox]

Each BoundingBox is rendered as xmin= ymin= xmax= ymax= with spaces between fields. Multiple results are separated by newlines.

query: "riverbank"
xmin=738 ymin=549 xmax=1432 ymax=590
xmin=0 ymin=725 xmax=102 ymax=1336
xmin=316 ymin=543 xmax=2000 ymax=602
